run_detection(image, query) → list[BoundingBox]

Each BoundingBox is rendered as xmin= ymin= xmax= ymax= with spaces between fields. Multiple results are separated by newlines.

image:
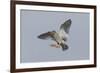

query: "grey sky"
xmin=20 ymin=10 xmax=90 ymax=63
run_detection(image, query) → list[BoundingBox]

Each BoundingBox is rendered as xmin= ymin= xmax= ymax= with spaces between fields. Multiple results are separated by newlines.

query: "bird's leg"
xmin=50 ymin=43 xmax=61 ymax=48
xmin=50 ymin=43 xmax=57 ymax=47
xmin=56 ymin=44 xmax=61 ymax=48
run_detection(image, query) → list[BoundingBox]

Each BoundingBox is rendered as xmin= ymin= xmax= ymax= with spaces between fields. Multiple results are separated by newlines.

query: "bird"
xmin=37 ymin=19 xmax=72 ymax=51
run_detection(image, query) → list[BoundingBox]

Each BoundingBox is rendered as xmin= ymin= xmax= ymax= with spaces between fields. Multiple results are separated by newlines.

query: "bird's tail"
xmin=60 ymin=43 xmax=68 ymax=51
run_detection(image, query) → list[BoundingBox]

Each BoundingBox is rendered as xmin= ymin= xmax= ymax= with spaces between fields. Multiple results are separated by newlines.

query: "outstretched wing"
xmin=37 ymin=32 xmax=53 ymax=40
xmin=60 ymin=19 xmax=72 ymax=33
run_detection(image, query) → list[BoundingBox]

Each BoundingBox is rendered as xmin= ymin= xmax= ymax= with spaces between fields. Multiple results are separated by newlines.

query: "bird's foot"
xmin=50 ymin=44 xmax=61 ymax=48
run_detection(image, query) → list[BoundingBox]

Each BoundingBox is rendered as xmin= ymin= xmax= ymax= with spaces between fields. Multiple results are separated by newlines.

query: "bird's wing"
xmin=37 ymin=32 xmax=53 ymax=40
xmin=60 ymin=19 xmax=72 ymax=33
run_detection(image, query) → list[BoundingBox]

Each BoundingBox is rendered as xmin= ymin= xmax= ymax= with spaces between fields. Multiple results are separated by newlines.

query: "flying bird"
xmin=37 ymin=19 xmax=72 ymax=51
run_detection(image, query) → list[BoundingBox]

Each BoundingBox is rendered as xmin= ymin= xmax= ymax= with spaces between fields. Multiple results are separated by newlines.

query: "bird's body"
xmin=37 ymin=19 xmax=72 ymax=51
xmin=52 ymin=31 xmax=63 ymax=44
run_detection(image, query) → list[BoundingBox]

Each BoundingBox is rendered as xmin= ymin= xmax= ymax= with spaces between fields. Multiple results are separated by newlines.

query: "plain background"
xmin=0 ymin=0 xmax=100 ymax=73
xmin=20 ymin=10 xmax=89 ymax=63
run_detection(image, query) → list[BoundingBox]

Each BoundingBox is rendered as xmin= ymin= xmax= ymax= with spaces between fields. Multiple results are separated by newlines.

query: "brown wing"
xmin=37 ymin=32 xmax=53 ymax=40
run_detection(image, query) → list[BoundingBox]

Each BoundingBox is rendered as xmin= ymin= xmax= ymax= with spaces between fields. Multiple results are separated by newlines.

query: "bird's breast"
xmin=58 ymin=29 xmax=68 ymax=40
xmin=53 ymin=33 xmax=62 ymax=44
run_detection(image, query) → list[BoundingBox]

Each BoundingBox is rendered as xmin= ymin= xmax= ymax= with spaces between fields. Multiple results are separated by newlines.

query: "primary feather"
xmin=38 ymin=32 xmax=52 ymax=40
xmin=38 ymin=31 xmax=56 ymax=40
xmin=60 ymin=19 xmax=72 ymax=33
xmin=58 ymin=19 xmax=72 ymax=41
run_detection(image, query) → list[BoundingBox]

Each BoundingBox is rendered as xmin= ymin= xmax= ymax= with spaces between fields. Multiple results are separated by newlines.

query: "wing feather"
xmin=37 ymin=32 xmax=53 ymax=40
xmin=60 ymin=19 xmax=72 ymax=33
